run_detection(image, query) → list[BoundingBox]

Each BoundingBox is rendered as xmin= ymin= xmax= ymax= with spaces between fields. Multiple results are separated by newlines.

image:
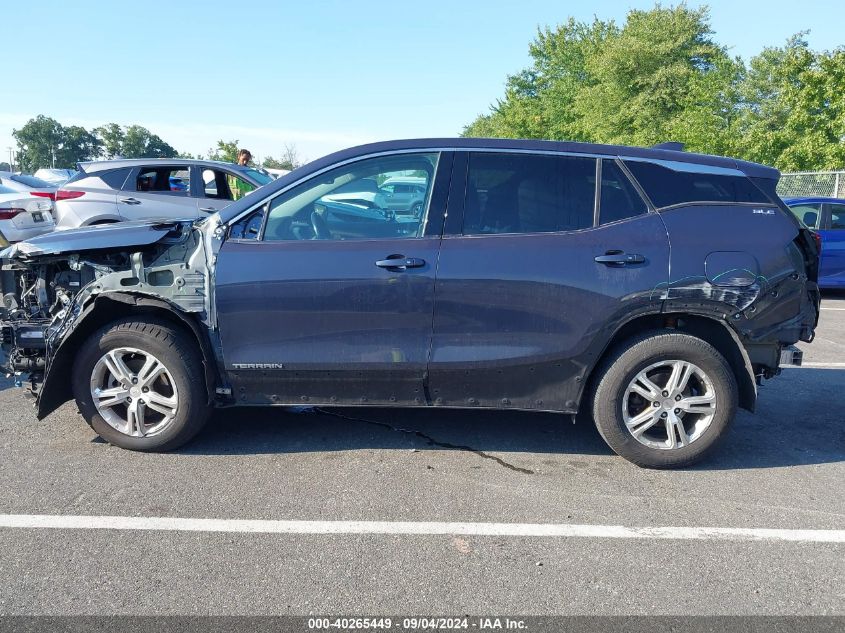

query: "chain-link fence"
xmin=777 ymin=171 xmax=845 ymax=199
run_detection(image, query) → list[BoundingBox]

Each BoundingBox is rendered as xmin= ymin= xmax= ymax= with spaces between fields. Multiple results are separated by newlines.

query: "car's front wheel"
xmin=591 ymin=331 xmax=738 ymax=468
xmin=72 ymin=318 xmax=211 ymax=451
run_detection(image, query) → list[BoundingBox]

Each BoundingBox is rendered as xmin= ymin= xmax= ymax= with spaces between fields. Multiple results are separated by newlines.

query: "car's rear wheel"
xmin=72 ymin=318 xmax=210 ymax=451
xmin=590 ymin=331 xmax=737 ymax=468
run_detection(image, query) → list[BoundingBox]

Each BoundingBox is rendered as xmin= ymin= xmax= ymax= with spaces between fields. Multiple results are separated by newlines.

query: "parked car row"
xmin=0 ymin=138 xmax=820 ymax=469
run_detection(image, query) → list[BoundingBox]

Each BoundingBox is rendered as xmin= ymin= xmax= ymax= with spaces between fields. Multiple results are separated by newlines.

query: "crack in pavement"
xmin=313 ymin=408 xmax=534 ymax=474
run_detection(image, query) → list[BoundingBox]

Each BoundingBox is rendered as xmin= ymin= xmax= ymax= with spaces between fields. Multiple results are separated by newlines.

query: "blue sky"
xmin=2 ymin=0 xmax=842 ymax=164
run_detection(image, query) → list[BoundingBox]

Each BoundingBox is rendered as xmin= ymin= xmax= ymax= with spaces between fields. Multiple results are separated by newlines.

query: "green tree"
xmin=738 ymin=36 xmax=845 ymax=170
xmin=464 ymin=6 xmax=743 ymax=154
xmin=12 ymin=115 xmax=101 ymax=171
xmin=94 ymin=123 xmax=125 ymax=159
xmin=12 ymin=115 xmax=67 ymax=171
xmin=59 ymin=126 xmax=101 ymax=168
xmin=465 ymin=5 xmax=845 ymax=171
xmin=573 ymin=6 xmax=743 ymax=151
xmin=207 ymin=139 xmax=240 ymax=163
xmin=0 ymin=162 xmax=10 ymax=172
xmin=121 ymin=125 xmax=177 ymax=159
xmin=463 ymin=17 xmax=611 ymax=140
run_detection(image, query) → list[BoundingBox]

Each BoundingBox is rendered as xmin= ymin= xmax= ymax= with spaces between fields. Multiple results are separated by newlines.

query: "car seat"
xmin=803 ymin=210 xmax=818 ymax=228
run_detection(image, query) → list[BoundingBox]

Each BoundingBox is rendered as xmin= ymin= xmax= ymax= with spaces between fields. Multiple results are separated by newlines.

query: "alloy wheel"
xmin=622 ymin=359 xmax=717 ymax=450
xmin=89 ymin=347 xmax=179 ymax=438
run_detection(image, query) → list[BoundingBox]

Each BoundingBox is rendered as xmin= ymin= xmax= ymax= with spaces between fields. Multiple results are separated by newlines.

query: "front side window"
xmin=624 ymin=159 xmax=770 ymax=208
xmin=600 ymin=160 xmax=648 ymax=225
xmin=463 ymin=153 xmax=596 ymax=235
xmin=788 ymin=203 xmax=821 ymax=229
xmin=135 ymin=167 xmax=190 ymax=195
xmin=829 ymin=204 xmax=845 ymax=230
xmin=260 ymin=152 xmax=438 ymax=241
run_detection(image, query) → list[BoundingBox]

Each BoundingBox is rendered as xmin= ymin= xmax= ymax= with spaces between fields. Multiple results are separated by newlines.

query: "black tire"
xmin=72 ymin=318 xmax=211 ymax=451
xmin=590 ymin=330 xmax=738 ymax=468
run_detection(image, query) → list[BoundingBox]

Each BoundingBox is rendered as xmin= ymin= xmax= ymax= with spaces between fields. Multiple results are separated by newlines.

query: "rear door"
xmin=118 ymin=165 xmax=199 ymax=221
xmin=821 ymin=203 xmax=845 ymax=286
xmin=428 ymin=152 xmax=670 ymax=412
xmin=215 ymin=151 xmax=452 ymax=405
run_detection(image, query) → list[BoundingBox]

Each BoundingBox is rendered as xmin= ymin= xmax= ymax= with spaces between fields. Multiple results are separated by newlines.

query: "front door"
xmin=215 ymin=151 xmax=452 ymax=405
xmin=428 ymin=152 xmax=670 ymax=412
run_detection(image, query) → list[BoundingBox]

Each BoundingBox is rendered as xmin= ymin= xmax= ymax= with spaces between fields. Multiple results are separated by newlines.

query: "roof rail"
xmin=651 ymin=142 xmax=685 ymax=151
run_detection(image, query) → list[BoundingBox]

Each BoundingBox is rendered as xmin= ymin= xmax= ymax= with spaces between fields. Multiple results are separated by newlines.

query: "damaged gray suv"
xmin=0 ymin=139 xmax=820 ymax=468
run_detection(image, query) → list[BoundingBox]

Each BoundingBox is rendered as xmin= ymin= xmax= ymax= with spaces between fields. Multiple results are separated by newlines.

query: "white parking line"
xmin=820 ymin=307 xmax=845 ymax=311
xmin=795 ymin=362 xmax=845 ymax=368
xmin=0 ymin=514 xmax=842 ymax=543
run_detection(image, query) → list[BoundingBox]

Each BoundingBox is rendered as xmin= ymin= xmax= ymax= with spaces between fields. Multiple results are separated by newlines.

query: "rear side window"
xmin=624 ymin=159 xmax=769 ymax=208
xmin=600 ymin=160 xmax=647 ymax=224
xmin=830 ymin=204 xmax=845 ymax=230
xmin=100 ymin=168 xmax=132 ymax=190
xmin=135 ymin=167 xmax=190 ymax=195
xmin=463 ymin=153 xmax=596 ymax=235
xmin=788 ymin=203 xmax=821 ymax=229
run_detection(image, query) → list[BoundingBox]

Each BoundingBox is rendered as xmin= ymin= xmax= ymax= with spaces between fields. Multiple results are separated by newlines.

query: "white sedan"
xmin=0 ymin=184 xmax=56 ymax=245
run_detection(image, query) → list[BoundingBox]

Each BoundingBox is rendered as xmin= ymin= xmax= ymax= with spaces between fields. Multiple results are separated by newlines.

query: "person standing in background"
xmin=229 ymin=149 xmax=256 ymax=200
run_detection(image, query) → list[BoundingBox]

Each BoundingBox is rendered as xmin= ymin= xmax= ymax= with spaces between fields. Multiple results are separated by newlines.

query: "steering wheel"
xmin=310 ymin=210 xmax=332 ymax=239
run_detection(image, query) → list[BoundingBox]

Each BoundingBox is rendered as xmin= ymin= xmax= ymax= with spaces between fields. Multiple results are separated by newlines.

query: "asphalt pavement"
xmin=0 ymin=293 xmax=843 ymax=616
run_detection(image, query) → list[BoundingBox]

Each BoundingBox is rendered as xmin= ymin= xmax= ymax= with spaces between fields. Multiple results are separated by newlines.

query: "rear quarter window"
xmin=99 ymin=168 xmax=132 ymax=190
xmin=624 ymin=159 xmax=770 ymax=208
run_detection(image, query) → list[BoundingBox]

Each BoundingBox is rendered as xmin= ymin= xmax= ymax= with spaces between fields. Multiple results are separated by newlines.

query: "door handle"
xmin=119 ymin=197 xmax=141 ymax=205
xmin=375 ymin=255 xmax=425 ymax=270
xmin=594 ymin=251 xmax=646 ymax=266
xmin=199 ymin=207 xmax=218 ymax=213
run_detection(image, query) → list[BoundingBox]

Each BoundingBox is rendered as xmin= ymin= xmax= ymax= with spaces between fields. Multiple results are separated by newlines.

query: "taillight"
xmin=30 ymin=191 xmax=56 ymax=201
xmin=812 ymin=231 xmax=822 ymax=254
xmin=0 ymin=208 xmax=25 ymax=220
xmin=55 ymin=190 xmax=85 ymax=201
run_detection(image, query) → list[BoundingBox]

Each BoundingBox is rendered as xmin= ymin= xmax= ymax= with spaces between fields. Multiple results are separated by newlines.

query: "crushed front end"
xmin=0 ymin=218 xmax=222 ymax=413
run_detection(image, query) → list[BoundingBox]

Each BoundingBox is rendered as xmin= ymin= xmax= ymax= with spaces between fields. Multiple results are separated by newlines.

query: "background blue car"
xmin=785 ymin=197 xmax=845 ymax=289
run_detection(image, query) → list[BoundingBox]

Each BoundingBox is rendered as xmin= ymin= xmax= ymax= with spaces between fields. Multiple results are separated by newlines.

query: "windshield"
xmin=243 ymin=169 xmax=273 ymax=186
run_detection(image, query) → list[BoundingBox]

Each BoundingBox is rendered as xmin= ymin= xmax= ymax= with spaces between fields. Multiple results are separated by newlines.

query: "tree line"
xmin=9 ymin=115 xmax=302 ymax=173
xmin=463 ymin=5 xmax=845 ymax=172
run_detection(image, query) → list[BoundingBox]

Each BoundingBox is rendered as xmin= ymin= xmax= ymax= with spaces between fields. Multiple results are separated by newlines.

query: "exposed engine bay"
xmin=0 ymin=218 xmax=224 ymax=404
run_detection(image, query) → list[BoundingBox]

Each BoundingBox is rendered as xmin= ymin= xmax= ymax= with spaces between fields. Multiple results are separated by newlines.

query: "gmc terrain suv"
xmin=0 ymin=139 xmax=820 ymax=468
